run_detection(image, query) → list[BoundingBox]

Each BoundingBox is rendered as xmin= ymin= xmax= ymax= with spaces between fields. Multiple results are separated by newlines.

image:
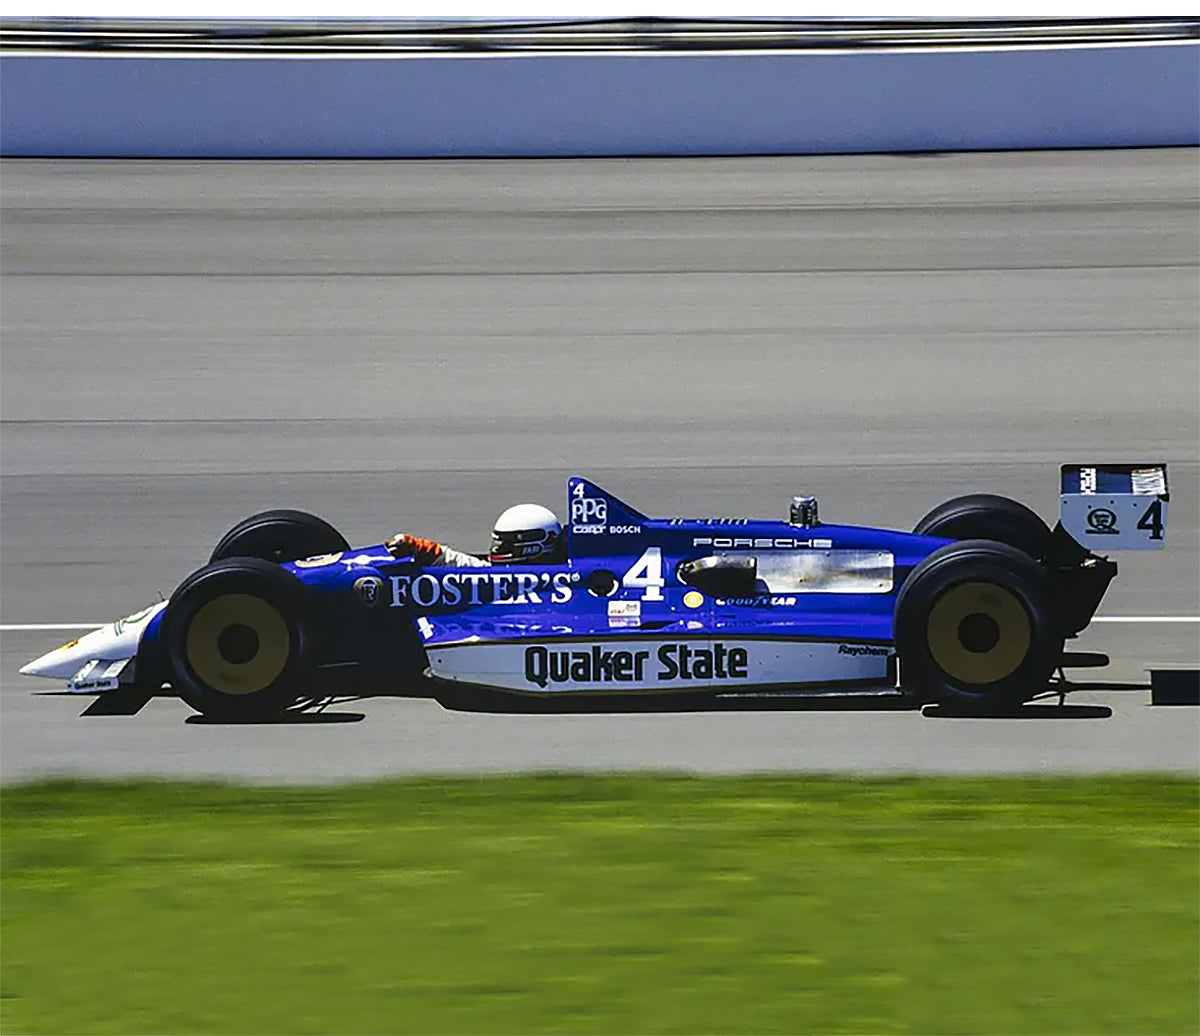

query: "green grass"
xmin=2 ymin=775 xmax=1197 ymax=1035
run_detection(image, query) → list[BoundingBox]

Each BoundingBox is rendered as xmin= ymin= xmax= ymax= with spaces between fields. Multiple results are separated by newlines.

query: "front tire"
xmin=209 ymin=509 xmax=349 ymax=565
xmin=895 ymin=539 xmax=1062 ymax=707
xmin=162 ymin=558 xmax=311 ymax=718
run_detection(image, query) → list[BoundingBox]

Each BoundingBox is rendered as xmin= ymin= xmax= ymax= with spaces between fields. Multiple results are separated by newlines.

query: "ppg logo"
xmin=570 ymin=496 xmax=608 ymax=525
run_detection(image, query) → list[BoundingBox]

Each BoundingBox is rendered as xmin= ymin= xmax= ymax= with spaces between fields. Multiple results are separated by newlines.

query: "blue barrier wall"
xmin=2 ymin=45 xmax=1197 ymax=157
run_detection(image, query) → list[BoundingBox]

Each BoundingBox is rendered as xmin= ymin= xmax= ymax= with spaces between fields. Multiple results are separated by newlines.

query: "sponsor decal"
xmin=609 ymin=525 xmax=641 ymax=535
xmin=340 ymin=551 xmax=395 ymax=568
xmin=113 ymin=604 xmax=160 ymax=635
xmin=55 ymin=637 xmax=81 ymax=653
xmin=524 ymin=641 xmax=749 ymax=688
xmin=71 ymin=677 xmax=117 ymax=692
xmin=607 ymin=599 xmax=641 ymax=628
xmin=570 ymin=483 xmax=607 ymax=534
xmin=295 ymin=552 xmax=344 ymax=568
xmin=1130 ymin=467 xmax=1166 ymax=495
xmin=837 ymin=644 xmax=890 ymax=657
xmin=389 ymin=570 xmax=579 ymax=608
xmin=692 ymin=537 xmax=833 ymax=549
xmin=1086 ymin=508 xmax=1119 ymax=535
xmin=120 ymin=604 xmax=157 ymax=625
xmin=670 ymin=518 xmax=749 ymax=526
xmin=430 ymin=636 xmax=889 ymax=693
xmin=1080 ymin=467 xmax=1097 ymax=494
xmin=69 ymin=658 xmax=128 ymax=692
xmin=354 ymin=576 xmax=384 ymax=607
xmin=716 ymin=596 xmax=797 ymax=608
xmin=682 ymin=590 xmax=705 ymax=609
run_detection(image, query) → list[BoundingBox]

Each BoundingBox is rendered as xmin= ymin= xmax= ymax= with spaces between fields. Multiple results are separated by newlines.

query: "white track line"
xmin=2 ymin=624 xmax=106 ymax=631
xmin=2 ymin=616 xmax=1198 ymax=632
xmin=1091 ymin=616 xmax=1199 ymax=623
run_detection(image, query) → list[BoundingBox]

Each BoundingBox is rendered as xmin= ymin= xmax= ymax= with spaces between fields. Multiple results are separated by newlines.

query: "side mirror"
xmin=676 ymin=555 xmax=758 ymax=597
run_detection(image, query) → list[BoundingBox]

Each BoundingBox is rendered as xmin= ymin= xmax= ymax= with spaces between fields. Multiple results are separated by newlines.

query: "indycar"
xmin=21 ymin=465 xmax=1170 ymax=719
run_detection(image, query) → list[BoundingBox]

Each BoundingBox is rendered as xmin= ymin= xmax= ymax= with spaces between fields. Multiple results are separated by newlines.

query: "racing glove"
xmin=384 ymin=534 xmax=491 ymax=568
xmin=385 ymin=533 xmax=445 ymax=565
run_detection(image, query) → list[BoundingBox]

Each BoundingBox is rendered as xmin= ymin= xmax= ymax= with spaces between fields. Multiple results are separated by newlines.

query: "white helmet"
xmin=489 ymin=504 xmax=563 ymax=564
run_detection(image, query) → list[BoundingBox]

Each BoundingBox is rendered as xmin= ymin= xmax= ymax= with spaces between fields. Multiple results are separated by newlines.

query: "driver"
xmin=386 ymin=503 xmax=565 ymax=568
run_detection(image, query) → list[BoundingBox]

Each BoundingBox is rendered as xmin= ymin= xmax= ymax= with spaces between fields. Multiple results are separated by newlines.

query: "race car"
xmin=20 ymin=465 xmax=1170 ymax=719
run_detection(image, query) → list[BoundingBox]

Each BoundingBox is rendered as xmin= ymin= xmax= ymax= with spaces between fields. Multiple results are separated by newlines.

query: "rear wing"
xmin=1060 ymin=464 xmax=1168 ymax=550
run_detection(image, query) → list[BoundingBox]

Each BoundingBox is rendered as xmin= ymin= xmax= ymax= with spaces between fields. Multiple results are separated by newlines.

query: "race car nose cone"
xmin=17 ymin=603 xmax=167 ymax=682
xmin=20 ymin=624 xmax=110 ymax=679
xmin=19 ymin=648 xmax=83 ymax=679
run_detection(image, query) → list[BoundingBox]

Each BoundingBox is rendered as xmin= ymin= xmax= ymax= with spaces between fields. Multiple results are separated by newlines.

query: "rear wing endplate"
xmin=1060 ymin=464 xmax=1168 ymax=550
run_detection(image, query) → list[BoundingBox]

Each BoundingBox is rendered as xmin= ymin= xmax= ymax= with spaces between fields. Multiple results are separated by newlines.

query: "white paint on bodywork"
xmin=18 ymin=602 xmax=166 ymax=682
xmin=428 ymin=637 xmax=891 ymax=694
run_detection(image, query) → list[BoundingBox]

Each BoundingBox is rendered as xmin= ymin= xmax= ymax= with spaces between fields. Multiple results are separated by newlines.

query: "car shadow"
xmin=433 ymin=679 xmax=1151 ymax=717
xmin=922 ymin=703 xmax=1113 ymax=720
xmin=185 ymin=711 xmax=366 ymax=725
xmin=918 ymin=678 xmax=1155 ymax=720
xmin=434 ymin=688 xmax=920 ymax=714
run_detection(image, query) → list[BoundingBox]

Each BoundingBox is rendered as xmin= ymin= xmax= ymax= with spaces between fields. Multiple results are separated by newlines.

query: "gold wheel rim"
xmin=926 ymin=581 xmax=1031 ymax=685
xmin=184 ymin=593 xmax=291 ymax=696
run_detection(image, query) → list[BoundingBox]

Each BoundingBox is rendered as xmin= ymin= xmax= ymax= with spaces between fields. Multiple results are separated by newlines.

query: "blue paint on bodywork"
xmin=275 ymin=477 xmax=948 ymax=653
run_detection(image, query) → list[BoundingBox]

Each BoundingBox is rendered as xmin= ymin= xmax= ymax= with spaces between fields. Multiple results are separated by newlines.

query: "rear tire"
xmin=895 ymin=539 xmax=1062 ymax=707
xmin=209 ymin=509 xmax=349 ymax=565
xmin=913 ymin=494 xmax=1052 ymax=563
xmin=163 ymin=558 xmax=311 ymax=718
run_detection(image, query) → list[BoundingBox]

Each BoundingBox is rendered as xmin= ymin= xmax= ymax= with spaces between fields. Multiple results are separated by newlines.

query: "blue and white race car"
xmin=21 ymin=465 xmax=1169 ymax=719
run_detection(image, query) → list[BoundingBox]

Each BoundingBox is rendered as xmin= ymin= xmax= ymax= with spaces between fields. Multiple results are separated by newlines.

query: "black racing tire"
xmin=209 ymin=509 xmax=349 ymax=565
xmin=162 ymin=558 xmax=312 ymax=718
xmin=895 ymin=539 xmax=1062 ymax=707
xmin=913 ymin=494 xmax=1053 ymax=563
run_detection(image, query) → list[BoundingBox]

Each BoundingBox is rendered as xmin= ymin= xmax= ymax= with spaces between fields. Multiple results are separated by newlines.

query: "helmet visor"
xmin=489 ymin=527 xmax=558 ymax=563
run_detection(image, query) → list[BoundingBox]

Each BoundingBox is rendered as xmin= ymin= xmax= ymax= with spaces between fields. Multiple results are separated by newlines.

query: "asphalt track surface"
xmin=2 ymin=150 xmax=1197 ymax=781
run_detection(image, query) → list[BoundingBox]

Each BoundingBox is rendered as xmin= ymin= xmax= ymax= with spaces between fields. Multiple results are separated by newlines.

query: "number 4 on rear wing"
xmin=1060 ymin=464 xmax=1168 ymax=550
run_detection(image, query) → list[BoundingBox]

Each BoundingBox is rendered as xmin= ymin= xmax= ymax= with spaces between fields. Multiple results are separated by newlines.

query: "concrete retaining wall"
xmin=2 ymin=44 xmax=1197 ymax=157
